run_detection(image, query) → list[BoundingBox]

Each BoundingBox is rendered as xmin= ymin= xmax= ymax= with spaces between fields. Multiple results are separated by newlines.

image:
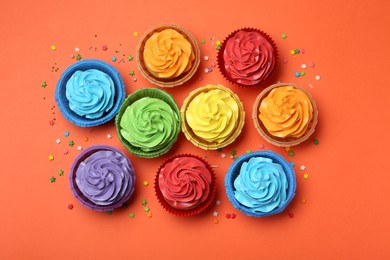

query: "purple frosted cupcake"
xmin=69 ymin=145 xmax=136 ymax=212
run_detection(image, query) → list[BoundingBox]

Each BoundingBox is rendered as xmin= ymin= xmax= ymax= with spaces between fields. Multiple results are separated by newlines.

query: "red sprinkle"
xmin=288 ymin=212 xmax=295 ymax=218
xmin=102 ymin=45 xmax=108 ymax=51
xmin=231 ymin=213 xmax=236 ymax=219
xmin=68 ymin=204 xmax=74 ymax=210
xmin=226 ymin=213 xmax=231 ymax=219
xmin=49 ymin=120 xmax=55 ymax=126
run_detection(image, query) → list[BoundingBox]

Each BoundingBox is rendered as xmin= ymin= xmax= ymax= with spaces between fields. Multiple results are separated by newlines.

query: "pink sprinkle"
xmin=49 ymin=120 xmax=55 ymax=126
xmin=309 ymin=62 xmax=315 ymax=68
xmin=283 ymin=58 xmax=288 ymax=64
xmin=68 ymin=204 xmax=74 ymax=210
xmin=210 ymin=62 xmax=216 ymax=67
xmin=300 ymin=49 xmax=305 ymax=54
xmin=231 ymin=213 xmax=236 ymax=219
xmin=259 ymin=144 xmax=265 ymax=149
xmin=70 ymin=54 xmax=75 ymax=59
xmin=102 ymin=45 xmax=108 ymax=51
xmin=64 ymin=149 xmax=69 ymax=155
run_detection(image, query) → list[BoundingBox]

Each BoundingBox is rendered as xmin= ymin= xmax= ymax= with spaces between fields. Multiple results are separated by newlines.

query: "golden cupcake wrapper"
xmin=252 ymin=82 xmax=319 ymax=147
xmin=181 ymin=84 xmax=245 ymax=150
xmin=136 ymin=24 xmax=201 ymax=88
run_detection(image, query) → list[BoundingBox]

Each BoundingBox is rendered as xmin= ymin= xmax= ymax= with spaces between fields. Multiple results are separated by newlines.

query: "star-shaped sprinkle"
xmin=303 ymin=173 xmax=309 ymax=179
xmin=74 ymin=47 xmax=80 ymax=52
xmin=129 ymin=212 xmax=135 ymax=218
xmin=64 ymin=149 xmax=69 ymax=155
xmin=147 ymin=212 xmax=152 ymax=218
xmin=50 ymin=176 xmax=56 ymax=183
xmin=48 ymin=155 xmax=54 ymax=161
xmin=76 ymin=54 xmax=82 ymax=61
xmin=309 ymin=62 xmax=315 ymax=68
xmin=281 ymin=33 xmax=287 ymax=39
xmin=143 ymin=181 xmax=149 ymax=187
xmin=315 ymin=75 xmax=321 ymax=80
xmin=221 ymin=153 xmax=226 ymax=158
xmin=204 ymin=55 xmax=209 ymax=61
xmin=226 ymin=213 xmax=231 ymax=219
xmin=314 ymin=139 xmax=320 ymax=145
xmin=144 ymin=206 xmax=150 ymax=212
xmin=213 ymin=218 xmax=219 ymax=224
xmin=84 ymin=136 xmax=89 ymax=142
xmin=41 ymin=81 xmax=47 ymax=88
xmin=112 ymin=56 xmax=117 ymax=62
xmin=300 ymin=165 xmax=306 ymax=171
xmin=285 ymin=147 xmax=290 ymax=151
xmin=68 ymin=140 xmax=75 ymax=147
xmin=200 ymin=39 xmax=205 ymax=44
xmin=288 ymin=151 xmax=295 ymax=157
xmin=259 ymin=144 xmax=265 ymax=149
xmin=128 ymin=70 xmax=135 ymax=76
xmin=213 ymin=211 xmax=219 ymax=217
xmin=231 ymin=213 xmax=236 ymax=219
xmin=301 ymin=64 xmax=307 ymax=69
xmin=127 ymin=55 xmax=133 ymax=61
xmin=231 ymin=150 xmax=237 ymax=156
xmin=50 ymin=45 xmax=56 ymax=51
xmin=215 ymin=200 xmax=221 ymax=205
xmin=141 ymin=199 xmax=147 ymax=205
xmin=246 ymin=149 xmax=251 ymax=154
xmin=56 ymin=138 xmax=61 ymax=144
xmin=102 ymin=45 xmax=108 ymax=51
xmin=77 ymin=145 xmax=83 ymax=151
xmin=133 ymin=32 xmax=139 ymax=37
xmin=107 ymin=134 xmax=112 ymax=139
xmin=58 ymin=169 xmax=64 ymax=176
xmin=64 ymin=131 xmax=69 ymax=137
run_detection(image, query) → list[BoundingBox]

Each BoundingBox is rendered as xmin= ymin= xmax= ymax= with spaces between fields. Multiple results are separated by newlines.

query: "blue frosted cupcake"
xmin=225 ymin=150 xmax=296 ymax=217
xmin=55 ymin=59 xmax=126 ymax=127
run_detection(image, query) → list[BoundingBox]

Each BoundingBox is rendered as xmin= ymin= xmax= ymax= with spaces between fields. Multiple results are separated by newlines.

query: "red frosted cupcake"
xmin=217 ymin=28 xmax=278 ymax=87
xmin=154 ymin=154 xmax=216 ymax=216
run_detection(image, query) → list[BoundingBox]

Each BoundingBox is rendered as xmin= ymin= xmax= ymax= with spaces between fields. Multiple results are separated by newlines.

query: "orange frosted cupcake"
xmin=136 ymin=24 xmax=200 ymax=87
xmin=253 ymin=83 xmax=318 ymax=147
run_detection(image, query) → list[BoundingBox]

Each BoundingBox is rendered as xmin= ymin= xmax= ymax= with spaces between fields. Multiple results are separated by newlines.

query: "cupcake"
xmin=116 ymin=88 xmax=181 ymax=158
xmin=69 ymin=145 xmax=136 ymax=212
xmin=154 ymin=154 xmax=216 ymax=216
xmin=225 ymin=150 xmax=296 ymax=217
xmin=136 ymin=24 xmax=200 ymax=87
xmin=55 ymin=59 xmax=126 ymax=127
xmin=181 ymin=84 xmax=245 ymax=150
xmin=217 ymin=28 xmax=277 ymax=87
xmin=253 ymin=83 xmax=319 ymax=147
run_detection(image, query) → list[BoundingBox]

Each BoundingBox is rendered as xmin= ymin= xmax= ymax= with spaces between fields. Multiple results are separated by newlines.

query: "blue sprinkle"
xmin=112 ymin=56 xmax=117 ymax=62
xmin=295 ymin=71 xmax=300 ymax=77
xmin=289 ymin=161 xmax=295 ymax=167
xmin=64 ymin=131 xmax=69 ymax=137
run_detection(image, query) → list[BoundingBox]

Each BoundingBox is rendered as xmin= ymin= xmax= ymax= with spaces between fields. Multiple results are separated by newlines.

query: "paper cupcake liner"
xmin=136 ymin=24 xmax=201 ymax=88
xmin=55 ymin=59 xmax=126 ymax=127
xmin=217 ymin=27 xmax=278 ymax=88
xmin=225 ymin=150 xmax=296 ymax=217
xmin=115 ymin=88 xmax=181 ymax=158
xmin=181 ymin=84 xmax=245 ymax=150
xmin=252 ymin=82 xmax=319 ymax=147
xmin=69 ymin=145 xmax=136 ymax=212
xmin=154 ymin=154 xmax=217 ymax=217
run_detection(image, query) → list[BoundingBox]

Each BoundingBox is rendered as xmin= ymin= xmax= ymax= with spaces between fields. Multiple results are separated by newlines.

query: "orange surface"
xmin=1 ymin=0 xmax=389 ymax=259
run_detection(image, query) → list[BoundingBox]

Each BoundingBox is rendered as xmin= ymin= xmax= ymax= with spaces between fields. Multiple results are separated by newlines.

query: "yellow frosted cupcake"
xmin=137 ymin=24 xmax=200 ymax=87
xmin=253 ymin=83 xmax=318 ymax=147
xmin=181 ymin=84 xmax=245 ymax=150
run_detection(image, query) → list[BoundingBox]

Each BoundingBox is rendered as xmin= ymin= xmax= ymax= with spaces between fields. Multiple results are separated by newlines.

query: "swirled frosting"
xmin=120 ymin=97 xmax=180 ymax=152
xmin=185 ymin=86 xmax=239 ymax=144
xmin=75 ymin=150 xmax=135 ymax=206
xmin=234 ymin=157 xmax=288 ymax=213
xmin=158 ymin=156 xmax=212 ymax=209
xmin=259 ymin=86 xmax=314 ymax=138
xmin=143 ymin=29 xmax=195 ymax=78
xmin=223 ymin=30 xmax=275 ymax=85
xmin=66 ymin=69 xmax=115 ymax=119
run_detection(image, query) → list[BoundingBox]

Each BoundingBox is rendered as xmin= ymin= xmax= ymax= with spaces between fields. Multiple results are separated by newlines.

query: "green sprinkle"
xmin=281 ymin=33 xmax=287 ymax=39
xmin=233 ymin=157 xmax=238 ymax=161
xmin=144 ymin=206 xmax=150 ymax=212
xmin=128 ymin=55 xmax=133 ymax=61
xmin=41 ymin=81 xmax=47 ymax=88
xmin=231 ymin=150 xmax=237 ymax=156
xmin=76 ymin=54 xmax=82 ymax=61
xmin=216 ymin=45 xmax=221 ymax=50
xmin=68 ymin=140 xmax=75 ymax=147
xmin=246 ymin=149 xmax=251 ymax=154
xmin=129 ymin=212 xmax=135 ymax=218
xmin=50 ymin=176 xmax=56 ymax=183
xmin=288 ymin=151 xmax=295 ymax=157
xmin=58 ymin=169 xmax=64 ymax=176
xmin=314 ymin=139 xmax=320 ymax=145
xmin=294 ymin=49 xmax=300 ymax=54
xmin=141 ymin=199 xmax=147 ymax=205
xmin=300 ymin=71 xmax=306 ymax=76
xmin=216 ymin=148 xmax=222 ymax=153
xmin=129 ymin=70 xmax=135 ymax=76
xmin=106 ymin=211 xmax=113 ymax=215
xmin=200 ymin=39 xmax=205 ymax=44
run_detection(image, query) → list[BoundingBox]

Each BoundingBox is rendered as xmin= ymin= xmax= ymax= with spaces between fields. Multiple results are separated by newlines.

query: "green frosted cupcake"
xmin=116 ymin=88 xmax=181 ymax=158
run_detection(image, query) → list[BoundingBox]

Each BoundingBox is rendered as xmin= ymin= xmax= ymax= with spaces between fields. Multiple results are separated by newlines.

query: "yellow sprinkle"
xmin=84 ymin=136 xmax=89 ymax=142
xmin=143 ymin=181 xmax=149 ymax=187
xmin=133 ymin=32 xmax=139 ymax=37
xmin=303 ymin=173 xmax=309 ymax=179
xmin=216 ymin=40 xmax=221 ymax=46
xmin=147 ymin=212 xmax=152 ymax=218
xmin=50 ymin=45 xmax=57 ymax=51
xmin=48 ymin=155 xmax=54 ymax=161
xmin=285 ymin=147 xmax=290 ymax=152
xmin=290 ymin=50 xmax=295 ymax=55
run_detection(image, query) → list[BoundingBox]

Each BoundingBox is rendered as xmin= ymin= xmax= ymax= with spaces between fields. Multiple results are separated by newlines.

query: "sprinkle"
xmin=300 ymin=165 xmax=306 ymax=171
xmin=74 ymin=47 xmax=80 ymax=52
xmin=144 ymin=206 xmax=150 ymax=212
xmin=294 ymin=49 xmax=300 ymax=54
xmin=281 ymin=33 xmax=287 ymax=39
xmin=290 ymin=50 xmax=296 ymax=55
xmin=68 ymin=140 xmax=75 ymax=147
xmin=213 ymin=211 xmax=218 ymax=217
xmin=50 ymin=176 xmax=56 ymax=183
xmin=216 ymin=40 xmax=221 ymax=46
xmin=221 ymin=153 xmax=226 ymax=158
xmin=84 ymin=136 xmax=89 ymax=142
xmin=213 ymin=218 xmax=219 ymax=224
xmin=64 ymin=131 xmax=69 ymax=137
xmin=101 ymin=45 xmax=108 ymax=51
xmin=231 ymin=150 xmax=237 ymax=156
xmin=58 ymin=169 xmax=64 ymax=176
xmin=76 ymin=54 xmax=82 ymax=61
xmin=211 ymin=165 xmax=218 ymax=168
xmin=300 ymin=71 xmax=306 ymax=76
xmin=295 ymin=71 xmax=301 ymax=77
xmin=122 ymin=202 xmax=129 ymax=208
xmin=133 ymin=32 xmax=139 ymax=37
xmin=246 ymin=149 xmax=251 ymax=154
xmin=216 ymin=148 xmax=222 ymax=152
xmin=301 ymin=198 xmax=307 ymax=203
xmin=313 ymin=139 xmax=320 ymax=145
xmin=141 ymin=199 xmax=147 ymax=205
xmin=303 ymin=173 xmax=309 ymax=179
xmin=301 ymin=49 xmax=305 ymax=54
xmin=128 ymin=70 xmax=135 ymax=76
xmin=147 ymin=212 xmax=152 ymax=218
xmin=204 ymin=68 xmax=210 ymax=73
xmin=225 ymin=213 xmax=231 ymax=219
xmin=143 ymin=181 xmax=149 ymax=186
xmin=133 ymin=78 xmax=137 ymax=82
xmin=309 ymin=62 xmax=315 ymax=68
xmin=107 ymin=134 xmax=112 ymax=139
xmin=301 ymin=64 xmax=307 ymax=69
xmin=285 ymin=147 xmax=290 ymax=152
xmin=288 ymin=212 xmax=295 ymax=218
xmin=283 ymin=59 xmax=288 ymax=64
xmin=77 ymin=145 xmax=83 ymax=151
xmin=68 ymin=204 xmax=73 ymax=210
xmin=41 ymin=81 xmax=47 ymax=88
xmin=215 ymin=200 xmax=221 ymax=205
xmin=210 ymin=62 xmax=216 ymax=67
xmin=64 ymin=149 xmax=69 ymax=155
xmin=48 ymin=155 xmax=54 ymax=161
xmin=70 ymin=54 xmax=75 ymax=59
xmin=259 ymin=144 xmax=265 ymax=149
xmin=216 ymin=45 xmax=221 ymax=50
xmin=106 ymin=211 xmax=113 ymax=215
xmin=128 ymin=55 xmax=133 ymax=61
xmin=231 ymin=213 xmax=236 ymax=219
xmin=112 ymin=56 xmax=117 ymax=62
xmin=309 ymin=83 xmax=314 ymax=89
xmin=200 ymin=39 xmax=205 ymax=44
xmin=315 ymin=75 xmax=321 ymax=80
xmin=49 ymin=120 xmax=55 ymax=126
xmin=56 ymin=138 xmax=61 ymax=144
xmin=50 ymin=45 xmax=57 ymax=51
xmin=204 ymin=55 xmax=209 ymax=61
xmin=129 ymin=212 xmax=135 ymax=218
xmin=289 ymin=162 xmax=295 ymax=167
xmin=288 ymin=151 xmax=295 ymax=157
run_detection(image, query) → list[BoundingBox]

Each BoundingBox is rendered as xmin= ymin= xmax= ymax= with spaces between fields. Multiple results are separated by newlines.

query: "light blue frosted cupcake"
xmin=55 ymin=59 xmax=125 ymax=127
xmin=225 ymin=150 xmax=296 ymax=217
